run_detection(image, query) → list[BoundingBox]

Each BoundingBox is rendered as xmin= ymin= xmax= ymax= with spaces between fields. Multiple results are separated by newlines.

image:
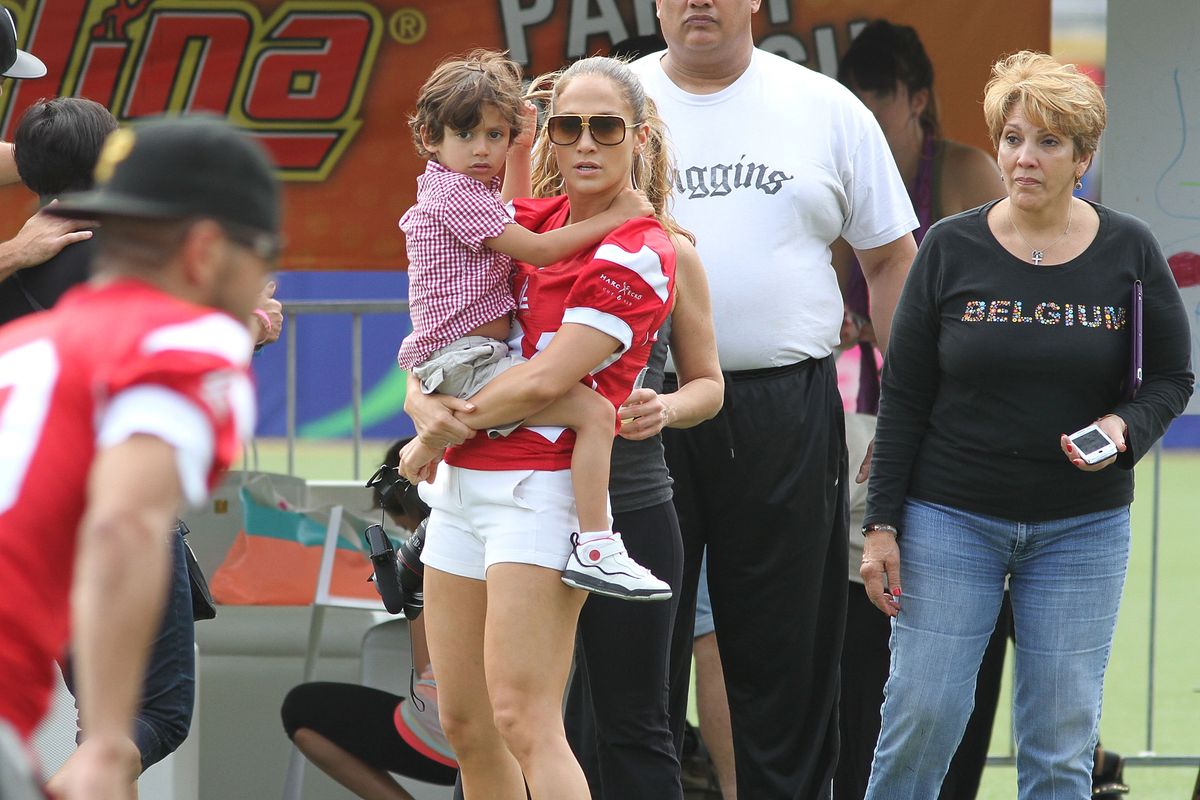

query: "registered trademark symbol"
xmin=389 ymin=8 xmax=426 ymax=44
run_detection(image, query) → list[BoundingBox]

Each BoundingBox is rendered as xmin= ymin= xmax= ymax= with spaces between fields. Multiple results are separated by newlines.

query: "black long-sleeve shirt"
xmin=865 ymin=200 xmax=1194 ymax=527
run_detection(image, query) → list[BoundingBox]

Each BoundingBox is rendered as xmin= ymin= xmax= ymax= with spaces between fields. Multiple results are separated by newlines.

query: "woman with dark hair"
xmin=835 ymin=20 xmax=1002 ymax=417
xmin=832 ymin=22 xmax=1007 ymax=799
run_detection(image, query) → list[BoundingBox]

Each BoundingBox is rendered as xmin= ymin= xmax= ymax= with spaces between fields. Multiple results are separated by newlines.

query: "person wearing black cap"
xmin=0 ymin=115 xmax=280 ymax=800
xmin=0 ymin=9 xmax=96 ymax=306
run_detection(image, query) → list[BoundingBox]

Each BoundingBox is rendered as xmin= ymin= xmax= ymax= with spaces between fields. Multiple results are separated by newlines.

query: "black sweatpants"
xmin=564 ymin=499 xmax=685 ymax=799
xmin=662 ymin=357 xmax=848 ymax=800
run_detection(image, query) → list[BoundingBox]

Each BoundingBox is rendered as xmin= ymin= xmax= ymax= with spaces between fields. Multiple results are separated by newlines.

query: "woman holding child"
xmin=399 ymin=53 xmax=718 ymax=799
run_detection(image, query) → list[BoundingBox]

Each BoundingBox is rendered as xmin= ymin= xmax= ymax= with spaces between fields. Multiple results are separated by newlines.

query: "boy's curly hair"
xmin=409 ymin=49 xmax=524 ymax=159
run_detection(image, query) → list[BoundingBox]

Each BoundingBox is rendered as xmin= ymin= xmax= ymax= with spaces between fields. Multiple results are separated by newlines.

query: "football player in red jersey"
xmin=0 ymin=115 xmax=280 ymax=800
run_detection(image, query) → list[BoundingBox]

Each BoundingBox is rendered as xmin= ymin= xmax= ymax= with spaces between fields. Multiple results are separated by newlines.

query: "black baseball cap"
xmin=50 ymin=115 xmax=282 ymax=259
xmin=1 ymin=9 xmax=46 ymax=79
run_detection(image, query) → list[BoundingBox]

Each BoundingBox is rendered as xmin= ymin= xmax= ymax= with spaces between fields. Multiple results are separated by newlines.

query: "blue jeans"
xmin=864 ymin=500 xmax=1129 ymax=800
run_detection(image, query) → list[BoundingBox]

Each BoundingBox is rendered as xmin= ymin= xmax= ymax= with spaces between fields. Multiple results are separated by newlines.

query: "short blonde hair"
xmin=983 ymin=51 xmax=1106 ymax=157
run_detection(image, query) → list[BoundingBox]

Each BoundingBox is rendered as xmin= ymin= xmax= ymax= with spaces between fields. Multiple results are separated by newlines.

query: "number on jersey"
xmin=0 ymin=339 xmax=60 ymax=513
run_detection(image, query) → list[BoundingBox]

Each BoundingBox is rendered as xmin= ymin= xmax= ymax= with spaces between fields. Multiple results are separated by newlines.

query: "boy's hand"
xmin=512 ymin=101 xmax=538 ymax=150
xmin=612 ymin=187 xmax=654 ymax=221
xmin=399 ymin=437 xmax=445 ymax=484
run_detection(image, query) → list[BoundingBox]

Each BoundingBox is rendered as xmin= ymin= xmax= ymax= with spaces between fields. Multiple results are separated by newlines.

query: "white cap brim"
xmin=3 ymin=49 xmax=45 ymax=79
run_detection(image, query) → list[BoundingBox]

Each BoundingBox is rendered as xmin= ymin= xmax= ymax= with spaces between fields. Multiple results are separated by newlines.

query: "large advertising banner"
xmin=0 ymin=0 xmax=1048 ymax=272
xmin=0 ymin=1 xmax=1048 ymax=441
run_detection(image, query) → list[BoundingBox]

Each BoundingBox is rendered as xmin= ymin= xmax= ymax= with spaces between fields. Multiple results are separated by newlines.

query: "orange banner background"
xmin=0 ymin=0 xmax=1048 ymax=271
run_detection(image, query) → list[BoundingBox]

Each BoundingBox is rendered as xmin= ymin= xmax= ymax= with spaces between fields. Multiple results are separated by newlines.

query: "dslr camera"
xmin=364 ymin=461 xmax=428 ymax=619
xmin=365 ymin=519 xmax=425 ymax=619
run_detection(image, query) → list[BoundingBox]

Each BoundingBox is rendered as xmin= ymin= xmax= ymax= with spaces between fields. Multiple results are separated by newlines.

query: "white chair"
xmin=281 ymin=506 xmax=392 ymax=800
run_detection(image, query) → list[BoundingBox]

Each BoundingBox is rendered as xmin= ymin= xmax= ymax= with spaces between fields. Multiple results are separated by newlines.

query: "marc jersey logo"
xmin=598 ymin=272 xmax=643 ymax=305
xmin=0 ymin=0 xmax=383 ymax=181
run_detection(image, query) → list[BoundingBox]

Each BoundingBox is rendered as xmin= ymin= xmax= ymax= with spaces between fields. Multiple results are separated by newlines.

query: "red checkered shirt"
xmin=397 ymin=161 xmax=517 ymax=369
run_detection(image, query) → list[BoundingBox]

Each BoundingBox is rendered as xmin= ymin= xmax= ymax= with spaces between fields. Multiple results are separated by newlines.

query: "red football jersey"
xmin=446 ymin=195 xmax=676 ymax=472
xmin=0 ymin=279 xmax=255 ymax=739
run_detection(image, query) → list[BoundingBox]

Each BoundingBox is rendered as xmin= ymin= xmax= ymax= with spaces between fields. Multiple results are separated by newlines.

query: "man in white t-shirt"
xmin=630 ymin=2 xmax=917 ymax=797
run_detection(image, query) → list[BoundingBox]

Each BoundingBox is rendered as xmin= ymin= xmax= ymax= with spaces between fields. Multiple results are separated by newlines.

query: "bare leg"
xmin=291 ymin=728 xmax=415 ymax=800
xmin=524 ymin=383 xmax=613 ymax=533
xmin=485 ymin=563 xmax=590 ymax=799
xmin=424 ymin=567 xmax=525 ymax=800
xmin=695 ymin=632 xmax=737 ymax=800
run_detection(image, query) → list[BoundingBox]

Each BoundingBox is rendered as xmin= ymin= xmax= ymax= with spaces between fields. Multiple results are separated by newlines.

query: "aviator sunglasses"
xmin=546 ymin=114 xmax=638 ymax=146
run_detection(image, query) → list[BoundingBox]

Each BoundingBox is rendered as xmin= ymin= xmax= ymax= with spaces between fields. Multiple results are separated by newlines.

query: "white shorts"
xmin=419 ymin=465 xmax=607 ymax=580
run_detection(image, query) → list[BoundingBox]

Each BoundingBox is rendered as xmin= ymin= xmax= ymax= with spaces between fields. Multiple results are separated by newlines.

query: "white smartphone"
xmin=1067 ymin=423 xmax=1118 ymax=465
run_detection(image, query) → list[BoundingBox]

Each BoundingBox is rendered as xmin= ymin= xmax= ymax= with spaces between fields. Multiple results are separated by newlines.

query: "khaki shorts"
xmin=413 ymin=336 xmax=524 ymax=437
xmin=413 ymin=336 xmax=523 ymax=399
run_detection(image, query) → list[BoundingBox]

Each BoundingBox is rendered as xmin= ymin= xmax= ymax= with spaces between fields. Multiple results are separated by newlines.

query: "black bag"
xmin=178 ymin=520 xmax=217 ymax=621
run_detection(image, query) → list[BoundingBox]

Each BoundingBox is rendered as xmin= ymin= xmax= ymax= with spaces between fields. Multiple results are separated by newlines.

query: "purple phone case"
xmin=1125 ymin=280 xmax=1143 ymax=401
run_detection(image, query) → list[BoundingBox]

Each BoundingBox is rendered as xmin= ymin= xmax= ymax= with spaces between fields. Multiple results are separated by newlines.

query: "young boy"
xmin=397 ymin=50 xmax=670 ymax=601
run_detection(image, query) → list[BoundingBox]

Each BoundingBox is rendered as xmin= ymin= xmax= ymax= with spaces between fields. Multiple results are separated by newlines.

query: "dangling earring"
xmin=1075 ymin=177 xmax=1083 ymax=190
xmin=632 ymin=149 xmax=646 ymax=189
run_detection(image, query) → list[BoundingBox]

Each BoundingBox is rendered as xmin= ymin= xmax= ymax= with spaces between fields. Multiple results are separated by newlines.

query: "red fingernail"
xmin=892 ymin=588 xmax=902 ymax=597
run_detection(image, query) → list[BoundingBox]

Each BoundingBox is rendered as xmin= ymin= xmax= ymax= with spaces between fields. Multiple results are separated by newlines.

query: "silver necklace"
xmin=1010 ymin=201 xmax=1073 ymax=265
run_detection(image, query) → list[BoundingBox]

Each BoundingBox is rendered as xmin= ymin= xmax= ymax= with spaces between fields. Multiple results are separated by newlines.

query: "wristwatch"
xmin=861 ymin=522 xmax=899 ymax=537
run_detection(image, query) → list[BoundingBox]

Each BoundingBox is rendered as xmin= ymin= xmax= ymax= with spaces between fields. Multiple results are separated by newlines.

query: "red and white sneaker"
xmin=561 ymin=532 xmax=672 ymax=601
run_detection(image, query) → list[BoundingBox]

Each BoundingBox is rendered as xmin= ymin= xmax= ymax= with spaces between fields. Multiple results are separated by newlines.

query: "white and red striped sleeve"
xmin=96 ymin=313 xmax=255 ymax=506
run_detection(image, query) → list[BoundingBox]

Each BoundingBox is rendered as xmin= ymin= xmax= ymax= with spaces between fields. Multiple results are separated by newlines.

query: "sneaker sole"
xmin=561 ymin=570 xmax=673 ymax=601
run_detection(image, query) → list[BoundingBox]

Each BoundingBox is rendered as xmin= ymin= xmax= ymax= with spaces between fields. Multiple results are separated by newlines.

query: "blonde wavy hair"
xmin=983 ymin=50 xmax=1106 ymax=158
xmin=525 ymin=56 xmax=692 ymax=244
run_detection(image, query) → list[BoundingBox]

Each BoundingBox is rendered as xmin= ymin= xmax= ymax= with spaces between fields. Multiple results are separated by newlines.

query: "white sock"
xmin=577 ymin=530 xmax=613 ymax=544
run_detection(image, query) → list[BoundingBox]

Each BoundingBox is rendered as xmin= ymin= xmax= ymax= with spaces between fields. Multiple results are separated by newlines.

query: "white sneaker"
xmin=561 ymin=532 xmax=673 ymax=601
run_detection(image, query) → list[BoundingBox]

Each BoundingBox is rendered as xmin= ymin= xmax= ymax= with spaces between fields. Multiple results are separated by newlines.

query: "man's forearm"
xmin=73 ymin=437 xmax=182 ymax=747
xmin=0 ymin=238 xmax=28 ymax=282
xmin=866 ymin=267 xmax=905 ymax=353
xmin=860 ymin=234 xmax=917 ymax=352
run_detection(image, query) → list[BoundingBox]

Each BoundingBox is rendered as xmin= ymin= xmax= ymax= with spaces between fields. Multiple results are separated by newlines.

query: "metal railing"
xmin=280 ymin=299 xmax=409 ymax=481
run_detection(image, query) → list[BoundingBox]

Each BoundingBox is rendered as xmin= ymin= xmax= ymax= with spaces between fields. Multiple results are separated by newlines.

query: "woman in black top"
xmin=860 ymin=51 xmax=1193 ymax=799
